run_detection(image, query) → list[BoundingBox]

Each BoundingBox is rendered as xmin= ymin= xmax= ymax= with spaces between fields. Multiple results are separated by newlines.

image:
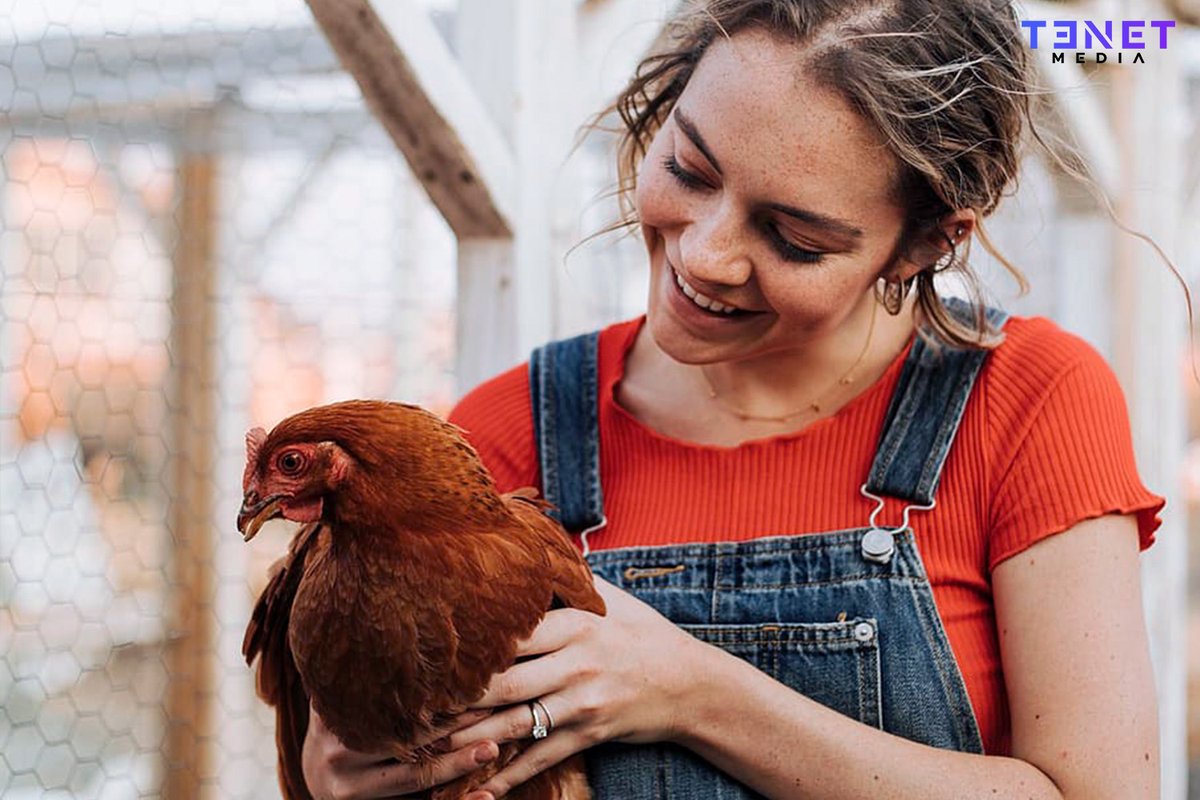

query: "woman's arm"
xmin=462 ymin=513 xmax=1157 ymax=800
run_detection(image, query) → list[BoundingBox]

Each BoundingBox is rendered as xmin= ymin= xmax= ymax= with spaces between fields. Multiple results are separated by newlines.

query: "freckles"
xmin=634 ymin=171 xmax=679 ymax=230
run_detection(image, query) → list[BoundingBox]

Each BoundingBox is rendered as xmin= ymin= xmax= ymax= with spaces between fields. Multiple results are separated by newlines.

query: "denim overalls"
xmin=529 ymin=299 xmax=1007 ymax=799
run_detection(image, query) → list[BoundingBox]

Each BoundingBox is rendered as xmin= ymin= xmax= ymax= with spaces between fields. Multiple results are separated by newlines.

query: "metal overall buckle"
xmin=858 ymin=484 xmax=935 ymax=565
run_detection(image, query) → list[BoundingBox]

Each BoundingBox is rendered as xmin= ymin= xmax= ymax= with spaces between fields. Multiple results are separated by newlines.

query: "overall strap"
xmin=865 ymin=298 xmax=1009 ymax=505
xmin=529 ymin=331 xmax=605 ymax=533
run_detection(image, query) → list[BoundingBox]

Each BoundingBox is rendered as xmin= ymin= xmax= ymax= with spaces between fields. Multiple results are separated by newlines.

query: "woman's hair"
xmin=603 ymin=0 xmax=1043 ymax=348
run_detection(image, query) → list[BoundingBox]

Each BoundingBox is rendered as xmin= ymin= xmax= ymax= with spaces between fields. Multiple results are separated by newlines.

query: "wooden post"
xmin=163 ymin=135 xmax=220 ymax=798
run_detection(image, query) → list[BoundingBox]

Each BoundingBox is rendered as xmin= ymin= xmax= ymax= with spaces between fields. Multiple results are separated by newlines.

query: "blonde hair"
xmin=602 ymin=0 xmax=1044 ymax=348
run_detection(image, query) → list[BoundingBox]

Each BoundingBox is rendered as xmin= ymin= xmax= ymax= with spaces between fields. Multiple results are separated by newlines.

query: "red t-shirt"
xmin=449 ymin=314 xmax=1165 ymax=755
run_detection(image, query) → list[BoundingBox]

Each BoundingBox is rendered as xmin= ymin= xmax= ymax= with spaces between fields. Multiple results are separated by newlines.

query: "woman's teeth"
xmin=674 ymin=270 xmax=740 ymax=315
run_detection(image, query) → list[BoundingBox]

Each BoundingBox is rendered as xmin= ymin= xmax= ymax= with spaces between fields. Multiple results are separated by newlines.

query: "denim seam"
xmin=679 ymin=618 xmax=878 ymax=643
xmin=624 ymin=574 xmax=927 ymax=591
xmin=581 ymin=334 xmax=602 ymax=525
xmin=533 ymin=345 xmax=560 ymax=518
xmin=710 ymin=549 xmax=723 ymax=623
xmin=584 ymin=527 xmax=917 ymax=561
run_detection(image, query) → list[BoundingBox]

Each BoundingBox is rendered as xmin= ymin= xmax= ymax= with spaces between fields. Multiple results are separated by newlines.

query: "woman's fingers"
xmin=416 ymin=708 xmax=495 ymax=751
xmin=353 ymin=740 xmax=500 ymax=799
xmin=448 ymin=696 xmax=570 ymax=751
xmin=472 ymin=649 xmax=575 ymax=708
xmin=304 ymin=704 xmax=499 ymax=798
xmin=466 ymin=731 xmax=585 ymax=800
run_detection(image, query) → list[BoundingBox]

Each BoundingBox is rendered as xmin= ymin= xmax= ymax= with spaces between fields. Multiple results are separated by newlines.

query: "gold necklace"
xmin=699 ymin=301 xmax=878 ymax=423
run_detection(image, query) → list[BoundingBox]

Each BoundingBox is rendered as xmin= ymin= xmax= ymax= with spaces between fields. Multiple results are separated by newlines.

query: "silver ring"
xmin=528 ymin=699 xmax=553 ymax=740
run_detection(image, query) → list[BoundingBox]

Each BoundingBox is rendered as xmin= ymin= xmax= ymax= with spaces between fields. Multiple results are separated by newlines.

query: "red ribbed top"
xmin=449 ymin=314 xmax=1164 ymax=756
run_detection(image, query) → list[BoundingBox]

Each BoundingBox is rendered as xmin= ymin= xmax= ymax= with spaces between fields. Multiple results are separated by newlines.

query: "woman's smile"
xmin=659 ymin=249 xmax=769 ymax=340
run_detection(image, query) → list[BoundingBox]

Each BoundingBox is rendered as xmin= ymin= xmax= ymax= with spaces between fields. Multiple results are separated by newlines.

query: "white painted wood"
xmin=306 ymin=0 xmax=517 ymax=237
xmin=577 ymin=0 xmax=679 ymax=113
xmin=452 ymin=0 xmax=582 ymax=389
xmin=456 ymin=238 xmax=517 ymax=394
xmin=452 ymin=1 xmax=519 ymax=392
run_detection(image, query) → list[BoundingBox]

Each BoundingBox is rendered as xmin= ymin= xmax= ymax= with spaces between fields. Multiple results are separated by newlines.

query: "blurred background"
xmin=0 ymin=0 xmax=1197 ymax=797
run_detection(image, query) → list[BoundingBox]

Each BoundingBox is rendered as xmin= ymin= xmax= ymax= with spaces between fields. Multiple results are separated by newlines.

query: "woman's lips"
xmin=673 ymin=269 xmax=743 ymax=314
xmin=665 ymin=259 xmax=763 ymax=322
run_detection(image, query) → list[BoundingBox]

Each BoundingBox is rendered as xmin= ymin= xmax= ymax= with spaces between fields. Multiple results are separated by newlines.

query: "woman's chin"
xmin=645 ymin=305 xmax=735 ymax=366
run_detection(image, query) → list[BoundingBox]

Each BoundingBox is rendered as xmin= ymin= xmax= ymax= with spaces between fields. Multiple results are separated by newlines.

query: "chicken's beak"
xmin=237 ymin=494 xmax=286 ymax=542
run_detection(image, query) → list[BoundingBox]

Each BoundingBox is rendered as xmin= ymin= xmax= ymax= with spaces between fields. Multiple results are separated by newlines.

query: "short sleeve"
xmin=987 ymin=345 xmax=1165 ymax=571
xmin=448 ymin=363 xmax=540 ymax=494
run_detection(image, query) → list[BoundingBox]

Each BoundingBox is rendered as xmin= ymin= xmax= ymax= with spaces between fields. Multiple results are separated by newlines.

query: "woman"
xmin=303 ymin=1 xmax=1164 ymax=797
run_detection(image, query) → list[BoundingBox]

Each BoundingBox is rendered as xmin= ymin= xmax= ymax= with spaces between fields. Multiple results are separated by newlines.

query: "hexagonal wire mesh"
xmin=0 ymin=4 xmax=473 ymax=797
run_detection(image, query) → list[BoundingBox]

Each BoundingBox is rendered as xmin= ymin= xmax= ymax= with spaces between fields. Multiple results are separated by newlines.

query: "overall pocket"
xmin=679 ymin=618 xmax=883 ymax=730
xmin=584 ymin=618 xmax=884 ymax=800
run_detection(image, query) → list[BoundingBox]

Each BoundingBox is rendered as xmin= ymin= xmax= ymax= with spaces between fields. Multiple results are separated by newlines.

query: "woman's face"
xmin=636 ymin=29 xmax=913 ymax=365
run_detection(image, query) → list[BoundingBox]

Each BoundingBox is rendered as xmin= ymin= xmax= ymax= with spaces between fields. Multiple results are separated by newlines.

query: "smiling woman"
xmin=302 ymin=2 xmax=1165 ymax=799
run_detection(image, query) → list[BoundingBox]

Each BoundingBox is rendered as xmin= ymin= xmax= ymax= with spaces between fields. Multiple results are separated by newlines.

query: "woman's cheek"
xmin=634 ymin=161 xmax=685 ymax=232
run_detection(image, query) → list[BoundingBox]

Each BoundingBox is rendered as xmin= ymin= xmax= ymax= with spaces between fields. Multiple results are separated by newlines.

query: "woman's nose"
xmin=678 ymin=205 xmax=753 ymax=286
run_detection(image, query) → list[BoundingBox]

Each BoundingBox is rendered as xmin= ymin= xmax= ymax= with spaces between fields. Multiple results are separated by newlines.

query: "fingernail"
xmin=465 ymin=793 xmax=494 ymax=800
xmin=473 ymin=742 xmax=498 ymax=764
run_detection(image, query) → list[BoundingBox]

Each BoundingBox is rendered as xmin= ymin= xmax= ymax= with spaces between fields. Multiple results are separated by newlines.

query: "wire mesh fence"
xmin=1 ymin=9 xmax=463 ymax=798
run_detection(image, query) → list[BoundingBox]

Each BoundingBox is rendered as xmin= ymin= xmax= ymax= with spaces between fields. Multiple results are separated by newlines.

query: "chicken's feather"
xmin=243 ymin=522 xmax=322 ymax=800
xmin=505 ymin=491 xmax=605 ymax=615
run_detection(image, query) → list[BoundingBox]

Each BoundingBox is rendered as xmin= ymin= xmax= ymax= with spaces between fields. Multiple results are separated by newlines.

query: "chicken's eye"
xmin=277 ymin=451 xmax=305 ymax=475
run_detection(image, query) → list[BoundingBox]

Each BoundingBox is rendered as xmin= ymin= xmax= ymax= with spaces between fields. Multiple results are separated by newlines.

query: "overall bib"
xmin=529 ymin=299 xmax=1007 ymax=799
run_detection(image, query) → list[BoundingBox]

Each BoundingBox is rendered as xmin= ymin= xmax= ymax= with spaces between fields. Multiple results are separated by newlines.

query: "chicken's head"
xmin=237 ymin=426 xmax=352 ymax=542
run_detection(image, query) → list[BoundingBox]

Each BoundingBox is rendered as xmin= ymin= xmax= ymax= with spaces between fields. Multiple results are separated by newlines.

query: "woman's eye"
xmin=765 ymin=223 xmax=825 ymax=264
xmin=662 ymin=155 xmax=710 ymax=191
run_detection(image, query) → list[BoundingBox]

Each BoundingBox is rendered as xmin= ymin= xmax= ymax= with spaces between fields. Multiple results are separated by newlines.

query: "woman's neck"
xmin=620 ymin=295 xmax=918 ymax=446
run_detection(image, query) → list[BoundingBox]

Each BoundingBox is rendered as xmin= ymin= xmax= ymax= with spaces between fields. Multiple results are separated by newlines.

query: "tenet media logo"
xmin=1020 ymin=19 xmax=1176 ymax=64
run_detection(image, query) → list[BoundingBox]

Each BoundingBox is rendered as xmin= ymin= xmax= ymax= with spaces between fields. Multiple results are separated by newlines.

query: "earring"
xmin=954 ymin=225 xmax=965 ymax=241
xmin=875 ymin=276 xmax=908 ymax=316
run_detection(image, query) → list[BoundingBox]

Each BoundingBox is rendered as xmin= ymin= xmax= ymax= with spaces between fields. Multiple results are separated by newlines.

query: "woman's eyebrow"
xmin=766 ymin=202 xmax=864 ymax=241
xmin=674 ymin=108 xmax=723 ymax=174
xmin=674 ymin=107 xmax=863 ymax=243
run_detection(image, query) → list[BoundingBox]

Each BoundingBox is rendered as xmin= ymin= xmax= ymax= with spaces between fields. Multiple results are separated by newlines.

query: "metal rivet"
xmin=861 ymin=528 xmax=894 ymax=564
xmin=853 ymin=621 xmax=876 ymax=642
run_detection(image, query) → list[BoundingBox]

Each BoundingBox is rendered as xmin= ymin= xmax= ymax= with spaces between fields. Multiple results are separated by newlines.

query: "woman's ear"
xmin=886 ymin=210 xmax=976 ymax=283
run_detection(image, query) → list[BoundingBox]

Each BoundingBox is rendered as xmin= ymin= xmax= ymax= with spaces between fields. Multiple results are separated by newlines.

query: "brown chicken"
xmin=239 ymin=400 xmax=604 ymax=800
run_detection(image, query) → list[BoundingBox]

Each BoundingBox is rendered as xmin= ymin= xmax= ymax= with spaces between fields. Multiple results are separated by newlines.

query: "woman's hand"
xmin=302 ymin=704 xmax=499 ymax=799
xmin=449 ymin=576 xmax=711 ymax=800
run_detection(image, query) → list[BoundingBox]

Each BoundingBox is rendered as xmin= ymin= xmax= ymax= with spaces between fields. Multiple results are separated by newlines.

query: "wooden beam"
xmin=305 ymin=0 xmax=517 ymax=238
xmin=163 ymin=127 xmax=220 ymax=799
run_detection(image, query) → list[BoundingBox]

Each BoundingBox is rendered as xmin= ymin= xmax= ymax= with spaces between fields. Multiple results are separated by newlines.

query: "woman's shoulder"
xmin=979 ymin=312 xmax=1129 ymax=426
xmin=986 ymin=312 xmax=1115 ymax=387
xmin=980 ymin=311 xmax=1132 ymax=458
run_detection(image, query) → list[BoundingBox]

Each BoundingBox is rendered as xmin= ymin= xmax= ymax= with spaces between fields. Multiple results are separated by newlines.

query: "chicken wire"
xmin=1 ymin=10 xmax=459 ymax=799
